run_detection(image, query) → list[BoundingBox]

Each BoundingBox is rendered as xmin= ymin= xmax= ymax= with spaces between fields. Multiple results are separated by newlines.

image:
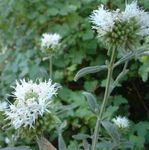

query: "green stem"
xmin=125 ymin=0 xmax=128 ymax=6
xmin=91 ymin=47 xmax=117 ymax=150
xmin=49 ymin=56 xmax=53 ymax=79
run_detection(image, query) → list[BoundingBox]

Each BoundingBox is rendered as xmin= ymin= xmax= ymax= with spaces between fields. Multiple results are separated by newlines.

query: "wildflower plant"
xmin=74 ymin=1 xmax=149 ymax=150
xmin=1 ymin=1 xmax=149 ymax=150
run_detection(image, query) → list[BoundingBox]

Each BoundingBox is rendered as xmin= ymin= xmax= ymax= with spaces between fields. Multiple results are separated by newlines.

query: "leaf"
xmin=112 ymin=95 xmax=128 ymax=106
xmin=129 ymin=135 xmax=145 ymax=149
xmin=84 ymin=80 xmax=98 ymax=92
xmin=0 ymin=147 xmax=31 ymax=150
xmin=103 ymin=106 xmax=119 ymax=119
xmin=83 ymin=91 xmax=99 ymax=114
xmin=59 ymin=121 xmax=67 ymax=132
xmin=83 ymin=139 xmax=90 ymax=150
xmin=74 ymin=65 xmax=107 ymax=81
xmin=36 ymin=136 xmax=57 ymax=150
xmin=120 ymin=141 xmax=134 ymax=149
xmin=73 ymin=133 xmax=90 ymax=140
xmin=58 ymin=121 xmax=67 ymax=150
xmin=56 ymin=104 xmax=77 ymax=115
xmin=58 ymin=133 xmax=67 ymax=150
xmin=134 ymin=122 xmax=149 ymax=137
xmin=114 ymin=48 xmax=147 ymax=68
xmin=96 ymin=141 xmax=116 ymax=149
xmin=138 ymin=61 xmax=149 ymax=82
xmin=101 ymin=121 xmax=120 ymax=143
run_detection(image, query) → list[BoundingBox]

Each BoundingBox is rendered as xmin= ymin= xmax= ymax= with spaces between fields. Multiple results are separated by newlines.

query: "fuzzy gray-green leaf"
xmin=58 ymin=133 xmax=67 ymax=150
xmin=83 ymin=91 xmax=99 ymax=114
xmin=101 ymin=121 xmax=120 ymax=143
xmin=74 ymin=65 xmax=107 ymax=81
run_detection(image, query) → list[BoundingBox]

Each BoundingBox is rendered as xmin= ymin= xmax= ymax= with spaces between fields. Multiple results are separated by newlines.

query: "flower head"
xmin=112 ymin=116 xmax=129 ymax=129
xmin=90 ymin=5 xmax=120 ymax=37
xmin=41 ymin=33 xmax=61 ymax=50
xmin=5 ymin=79 xmax=60 ymax=129
xmin=90 ymin=1 xmax=149 ymax=49
xmin=122 ymin=1 xmax=149 ymax=36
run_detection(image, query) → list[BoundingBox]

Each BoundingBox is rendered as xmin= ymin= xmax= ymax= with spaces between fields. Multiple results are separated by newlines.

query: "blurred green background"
xmin=0 ymin=0 xmax=149 ymax=149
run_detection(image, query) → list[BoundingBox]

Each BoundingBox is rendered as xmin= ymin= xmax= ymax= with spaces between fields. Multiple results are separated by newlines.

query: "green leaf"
xmin=83 ymin=139 xmax=90 ymax=150
xmin=114 ymin=49 xmax=146 ymax=68
xmin=0 ymin=147 xmax=31 ymax=150
xmin=129 ymin=135 xmax=145 ymax=149
xmin=73 ymin=133 xmax=90 ymax=140
xmin=112 ymin=95 xmax=128 ymax=106
xmin=82 ymin=30 xmax=94 ymax=40
xmin=120 ymin=141 xmax=134 ymax=149
xmin=59 ymin=121 xmax=67 ymax=132
xmin=36 ymin=136 xmax=57 ymax=150
xmin=134 ymin=122 xmax=149 ymax=137
xmin=58 ymin=122 xmax=67 ymax=150
xmin=101 ymin=121 xmax=120 ymax=143
xmin=139 ymin=61 xmax=149 ymax=82
xmin=74 ymin=65 xmax=107 ymax=81
xmin=84 ymin=80 xmax=98 ymax=92
xmin=96 ymin=141 xmax=116 ymax=149
xmin=103 ymin=106 xmax=119 ymax=119
xmin=83 ymin=91 xmax=99 ymax=114
xmin=58 ymin=133 xmax=67 ymax=150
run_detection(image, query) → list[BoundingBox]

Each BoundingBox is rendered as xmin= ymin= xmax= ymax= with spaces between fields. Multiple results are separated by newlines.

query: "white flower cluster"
xmin=90 ymin=1 xmax=149 ymax=37
xmin=112 ymin=116 xmax=129 ymax=129
xmin=41 ymin=33 xmax=61 ymax=49
xmin=5 ymin=79 xmax=60 ymax=129
xmin=90 ymin=5 xmax=118 ymax=36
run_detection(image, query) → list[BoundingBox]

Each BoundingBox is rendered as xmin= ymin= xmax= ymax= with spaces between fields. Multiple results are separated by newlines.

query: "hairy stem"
xmin=125 ymin=0 xmax=128 ymax=6
xmin=49 ymin=56 xmax=53 ymax=79
xmin=91 ymin=47 xmax=117 ymax=150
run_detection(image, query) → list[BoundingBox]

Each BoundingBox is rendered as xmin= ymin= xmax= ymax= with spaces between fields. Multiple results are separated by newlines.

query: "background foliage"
xmin=0 ymin=0 xmax=149 ymax=149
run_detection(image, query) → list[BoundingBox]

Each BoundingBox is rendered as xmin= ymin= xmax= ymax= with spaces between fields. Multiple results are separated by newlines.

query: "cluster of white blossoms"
xmin=112 ymin=116 xmax=129 ymax=129
xmin=90 ymin=1 xmax=149 ymax=48
xmin=41 ymin=33 xmax=61 ymax=50
xmin=5 ymin=79 xmax=60 ymax=129
xmin=90 ymin=5 xmax=118 ymax=37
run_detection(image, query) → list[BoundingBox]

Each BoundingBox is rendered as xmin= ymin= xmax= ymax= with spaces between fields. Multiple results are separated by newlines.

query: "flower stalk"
xmin=91 ymin=47 xmax=117 ymax=150
xmin=49 ymin=56 xmax=53 ymax=79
